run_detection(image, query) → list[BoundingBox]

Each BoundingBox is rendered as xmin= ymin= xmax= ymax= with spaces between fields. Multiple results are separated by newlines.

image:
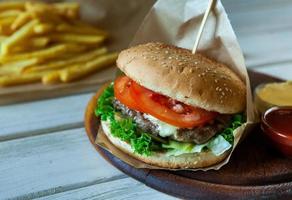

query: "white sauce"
xmin=143 ymin=114 xmax=178 ymax=137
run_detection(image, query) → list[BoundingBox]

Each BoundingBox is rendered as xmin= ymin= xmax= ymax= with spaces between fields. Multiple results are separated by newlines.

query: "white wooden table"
xmin=0 ymin=1 xmax=291 ymax=199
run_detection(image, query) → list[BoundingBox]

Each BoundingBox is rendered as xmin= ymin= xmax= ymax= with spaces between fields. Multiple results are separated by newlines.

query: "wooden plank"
xmin=38 ymin=178 xmax=176 ymax=200
xmin=223 ymin=0 xmax=292 ymax=12
xmin=239 ymin=30 xmax=292 ymax=68
xmin=0 ymin=92 xmax=93 ymax=140
xmin=0 ymin=128 xmax=124 ymax=199
xmin=223 ymin=0 xmax=292 ymax=33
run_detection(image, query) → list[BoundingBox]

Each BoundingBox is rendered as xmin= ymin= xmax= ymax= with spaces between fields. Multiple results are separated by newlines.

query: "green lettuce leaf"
xmin=95 ymin=84 xmax=245 ymax=157
xmin=95 ymin=84 xmax=153 ymax=156
xmin=95 ymin=83 xmax=115 ymax=121
xmin=221 ymin=114 xmax=244 ymax=144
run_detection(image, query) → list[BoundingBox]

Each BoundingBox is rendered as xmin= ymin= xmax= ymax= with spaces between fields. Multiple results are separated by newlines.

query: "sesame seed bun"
xmin=116 ymin=42 xmax=246 ymax=114
xmin=101 ymin=120 xmax=230 ymax=169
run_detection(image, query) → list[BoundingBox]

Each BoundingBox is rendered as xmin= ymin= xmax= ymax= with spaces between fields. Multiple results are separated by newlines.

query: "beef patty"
xmin=113 ymin=99 xmax=231 ymax=144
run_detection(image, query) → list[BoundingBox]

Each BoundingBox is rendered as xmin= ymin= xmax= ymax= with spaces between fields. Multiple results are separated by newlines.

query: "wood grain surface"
xmin=85 ymin=70 xmax=292 ymax=200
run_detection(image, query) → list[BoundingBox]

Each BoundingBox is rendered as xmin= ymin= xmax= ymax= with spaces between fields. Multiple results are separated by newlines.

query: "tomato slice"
xmin=114 ymin=76 xmax=217 ymax=128
xmin=114 ymin=76 xmax=142 ymax=112
xmin=129 ymin=80 xmax=217 ymax=128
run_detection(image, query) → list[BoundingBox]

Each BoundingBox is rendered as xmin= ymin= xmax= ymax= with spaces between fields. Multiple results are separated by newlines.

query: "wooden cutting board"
xmin=85 ymin=70 xmax=292 ymax=200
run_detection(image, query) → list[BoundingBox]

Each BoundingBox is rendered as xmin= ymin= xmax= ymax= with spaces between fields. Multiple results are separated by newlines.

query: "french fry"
xmin=25 ymin=2 xmax=54 ymax=14
xmin=26 ymin=2 xmax=64 ymax=24
xmin=0 ymin=43 xmax=86 ymax=63
xmin=0 ymin=58 xmax=40 ymax=76
xmin=42 ymin=71 xmax=61 ymax=85
xmin=56 ymin=23 xmax=108 ymax=36
xmin=11 ymin=12 xmax=31 ymax=30
xmin=0 ymin=73 xmax=43 ymax=87
xmin=0 ymin=17 xmax=16 ymax=34
xmin=2 ymin=19 xmax=38 ymax=55
xmin=60 ymin=52 xmax=118 ymax=82
xmin=0 ymin=58 xmax=40 ymax=72
xmin=0 ymin=35 xmax=7 ymax=42
xmin=22 ymin=36 xmax=49 ymax=48
xmin=0 ymin=70 xmax=11 ymax=76
xmin=53 ymin=2 xmax=80 ymax=19
xmin=33 ymin=23 xmax=54 ymax=34
xmin=74 ymin=21 xmax=110 ymax=36
xmin=0 ymin=25 xmax=13 ymax=35
xmin=29 ymin=37 xmax=50 ymax=48
xmin=50 ymin=33 xmax=106 ymax=44
xmin=0 ymin=2 xmax=25 ymax=11
xmin=0 ymin=10 xmax=22 ymax=18
xmin=0 ymin=2 xmax=112 ymax=87
xmin=0 ymin=16 xmax=16 ymax=26
xmin=24 ymin=47 xmax=107 ymax=73
xmin=12 ymin=37 xmax=50 ymax=53
xmin=0 ymin=66 xmax=17 ymax=76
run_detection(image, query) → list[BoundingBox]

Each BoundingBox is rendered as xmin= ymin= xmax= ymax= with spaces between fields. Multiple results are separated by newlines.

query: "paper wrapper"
xmin=96 ymin=0 xmax=257 ymax=171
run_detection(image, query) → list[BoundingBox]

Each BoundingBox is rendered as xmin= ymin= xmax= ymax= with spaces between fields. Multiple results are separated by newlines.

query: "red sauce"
xmin=261 ymin=107 xmax=292 ymax=157
xmin=265 ymin=109 xmax=292 ymax=136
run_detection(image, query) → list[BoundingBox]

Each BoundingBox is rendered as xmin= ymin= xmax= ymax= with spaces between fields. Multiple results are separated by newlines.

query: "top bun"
xmin=116 ymin=42 xmax=246 ymax=114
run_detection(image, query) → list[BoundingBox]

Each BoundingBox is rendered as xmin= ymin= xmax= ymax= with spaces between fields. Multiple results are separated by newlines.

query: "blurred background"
xmin=222 ymin=0 xmax=292 ymax=80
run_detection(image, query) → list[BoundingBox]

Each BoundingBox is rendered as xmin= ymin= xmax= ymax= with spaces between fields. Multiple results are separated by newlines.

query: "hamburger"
xmin=95 ymin=42 xmax=246 ymax=169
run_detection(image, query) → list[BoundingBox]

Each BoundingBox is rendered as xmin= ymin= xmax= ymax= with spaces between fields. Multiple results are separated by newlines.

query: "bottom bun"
xmin=101 ymin=121 xmax=230 ymax=169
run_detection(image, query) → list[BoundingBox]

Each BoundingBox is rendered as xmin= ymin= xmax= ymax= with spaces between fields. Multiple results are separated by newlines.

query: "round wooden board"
xmin=85 ymin=70 xmax=292 ymax=200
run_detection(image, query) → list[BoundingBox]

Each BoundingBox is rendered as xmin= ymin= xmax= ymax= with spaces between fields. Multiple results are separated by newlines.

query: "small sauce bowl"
xmin=255 ymin=82 xmax=292 ymax=113
xmin=261 ymin=107 xmax=292 ymax=158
